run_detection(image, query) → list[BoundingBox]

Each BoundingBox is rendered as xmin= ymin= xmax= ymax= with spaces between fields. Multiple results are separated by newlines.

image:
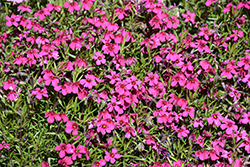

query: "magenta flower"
xmin=182 ymin=107 xmax=195 ymax=118
xmin=195 ymin=150 xmax=209 ymax=161
xmin=199 ymin=27 xmax=211 ymax=41
xmin=156 ymin=99 xmax=173 ymax=112
xmin=80 ymin=74 xmax=97 ymax=89
xmin=149 ymin=15 xmax=163 ymax=29
xmin=47 ymin=3 xmax=61 ymax=12
xmin=205 ymin=0 xmax=217 ymax=6
xmin=209 ymin=147 xmax=220 ymax=161
xmin=69 ymin=37 xmax=82 ymax=50
xmin=102 ymin=43 xmax=119 ymax=57
xmin=64 ymin=1 xmax=80 ymax=13
xmin=115 ymin=7 xmax=127 ymax=20
xmin=3 ymin=78 xmax=16 ymax=90
xmin=185 ymin=78 xmax=200 ymax=91
xmin=31 ymin=88 xmax=49 ymax=99
xmin=237 ymin=54 xmax=250 ymax=70
xmin=171 ymin=72 xmax=186 ymax=87
xmin=81 ymin=0 xmax=94 ymax=10
xmin=44 ymin=111 xmax=61 ymax=123
xmin=71 ymin=145 xmax=89 ymax=160
xmin=124 ymin=124 xmax=136 ymax=138
xmin=107 ymin=97 xmax=123 ymax=114
xmin=240 ymin=112 xmax=250 ymax=124
xmin=41 ymin=161 xmax=49 ymax=167
xmin=5 ymin=14 xmax=21 ymax=27
xmin=182 ymin=10 xmax=196 ymax=24
xmin=34 ymin=8 xmax=50 ymax=21
xmin=177 ymin=126 xmax=189 ymax=138
xmin=7 ymin=91 xmax=19 ymax=101
xmin=220 ymin=119 xmax=238 ymax=135
xmin=65 ymin=121 xmax=79 ymax=136
xmin=105 ymin=71 xmax=121 ymax=84
xmin=96 ymin=119 xmax=114 ymax=135
xmin=207 ymin=112 xmax=223 ymax=127
xmin=195 ymin=39 xmax=210 ymax=53
xmin=55 ymin=143 xmax=73 ymax=158
xmin=17 ymin=4 xmax=32 ymax=13
xmin=104 ymin=148 xmax=121 ymax=164
xmin=58 ymin=156 xmax=73 ymax=167
xmin=166 ymin=16 xmax=179 ymax=29
xmin=230 ymin=30 xmax=243 ymax=41
xmin=0 ymin=141 xmax=10 ymax=150
xmin=92 ymin=52 xmax=106 ymax=65
xmin=196 ymin=135 xmax=204 ymax=147
xmin=93 ymin=159 xmax=106 ymax=167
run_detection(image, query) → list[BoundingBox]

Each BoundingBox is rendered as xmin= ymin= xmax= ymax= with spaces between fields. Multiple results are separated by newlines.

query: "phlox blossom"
xmin=93 ymin=159 xmax=106 ymax=167
xmin=92 ymin=52 xmax=106 ymax=65
xmin=65 ymin=121 xmax=79 ymax=136
xmin=55 ymin=143 xmax=73 ymax=158
xmin=58 ymin=156 xmax=73 ymax=167
xmin=64 ymin=1 xmax=80 ymax=13
xmin=104 ymin=148 xmax=121 ymax=164
xmin=182 ymin=10 xmax=196 ymax=24
xmin=5 ymin=14 xmax=21 ymax=27
xmin=177 ymin=126 xmax=189 ymax=138
xmin=45 ymin=111 xmax=61 ymax=123
xmin=31 ymin=88 xmax=49 ymax=99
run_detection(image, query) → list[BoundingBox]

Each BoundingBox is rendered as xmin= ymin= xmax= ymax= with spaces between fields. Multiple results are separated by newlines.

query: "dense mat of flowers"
xmin=1 ymin=0 xmax=250 ymax=166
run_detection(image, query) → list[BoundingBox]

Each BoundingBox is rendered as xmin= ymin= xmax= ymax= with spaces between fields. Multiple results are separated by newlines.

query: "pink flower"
xmin=80 ymin=74 xmax=97 ymax=89
xmin=198 ymin=27 xmax=211 ymax=40
xmin=182 ymin=10 xmax=196 ymax=24
xmin=171 ymin=72 xmax=186 ymax=87
xmin=220 ymin=119 xmax=238 ymax=135
xmin=93 ymin=52 xmax=106 ymax=65
xmin=124 ymin=124 xmax=136 ymax=138
xmin=58 ymin=156 xmax=73 ymax=167
xmin=230 ymin=30 xmax=243 ymax=41
xmin=64 ymin=1 xmax=80 ymax=13
xmin=31 ymin=88 xmax=49 ymax=99
xmin=47 ymin=3 xmax=61 ymax=12
xmin=196 ymin=135 xmax=204 ymax=147
xmin=145 ymin=72 xmax=159 ymax=86
xmin=191 ymin=119 xmax=204 ymax=128
xmin=42 ymin=162 xmax=49 ymax=167
xmin=156 ymin=99 xmax=173 ymax=112
xmin=81 ymin=0 xmax=94 ymax=10
xmin=3 ymin=78 xmax=16 ymax=90
xmin=149 ymin=15 xmax=163 ymax=29
xmin=71 ymin=145 xmax=89 ymax=160
xmin=185 ymin=78 xmax=200 ymax=91
xmin=195 ymin=39 xmax=210 ymax=53
xmin=205 ymin=0 xmax=217 ymax=6
xmin=237 ymin=54 xmax=250 ymax=70
xmin=220 ymin=67 xmax=237 ymax=79
xmin=5 ymin=14 xmax=21 ymax=27
xmin=107 ymin=97 xmax=123 ymax=114
xmin=17 ymin=4 xmax=32 ymax=13
xmin=177 ymin=126 xmax=189 ymax=138
xmin=102 ymin=42 xmax=120 ymax=57
xmin=55 ymin=143 xmax=73 ymax=158
xmin=104 ymin=148 xmax=121 ymax=164
xmin=93 ymin=159 xmax=106 ymax=167
xmin=166 ymin=16 xmax=179 ymax=29
xmin=105 ymin=71 xmax=121 ymax=84
xmin=240 ymin=112 xmax=250 ymax=124
xmin=182 ymin=107 xmax=195 ymax=118
xmin=45 ymin=111 xmax=61 ymax=123
xmin=69 ymin=37 xmax=82 ymax=50
xmin=65 ymin=121 xmax=79 ymax=136
xmin=0 ymin=141 xmax=10 ymax=150
xmin=7 ymin=91 xmax=19 ymax=101
xmin=207 ymin=112 xmax=223 ymax=127
xmin=209 ymin=147 xmax=220 ymax=161
xmin=221 ymin=150 xmax=233 ymax=164
xmin=115 ymin=7 xmax=127 ymax=20
xmin=34 ymin=8 xmax=50 ymax=21
xmin=242 ymin=74 xmax=250 ymax=87
xmin=96 ymin=119 xmax=114 ymax=135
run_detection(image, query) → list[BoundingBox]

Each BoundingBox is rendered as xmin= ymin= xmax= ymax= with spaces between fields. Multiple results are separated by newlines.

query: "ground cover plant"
xmin=1 ymin=0 xmax=250 ymax=166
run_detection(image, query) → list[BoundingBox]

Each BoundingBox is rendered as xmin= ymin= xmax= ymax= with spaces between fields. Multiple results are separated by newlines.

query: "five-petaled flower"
xmin=104 ymin=148 xmax=121 ymax=164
